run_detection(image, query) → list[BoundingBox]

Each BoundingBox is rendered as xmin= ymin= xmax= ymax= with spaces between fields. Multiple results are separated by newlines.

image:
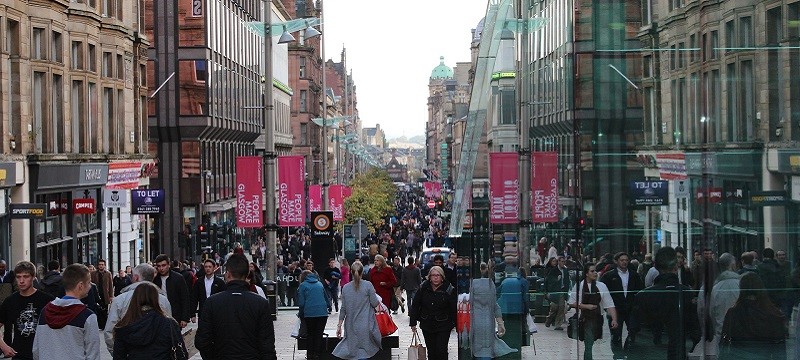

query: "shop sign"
xmin=73 ymin=199 xmax=96 ymax=214
xmin=750 ymin=191 xmax=787 ymax=207
xmin=131 ymin=189 xmax=164 ymax=214
xmin=49 ymin=200 xmax=69 ymax=215
xmin=696 ymin=187 xmax=723 ymax=203
xmin=107 ymin=162 xmax=142 ymax=189
xmin=10 ymin=203 xmax=47 ymax=219
xmin=0 ymin=163 xmax=17 ymax=188
xmin=34 ymin=164 xmax=108 ymax=189
xmin=630 ymin=180 xmax=669 ymax=206
xmin=103 ymin=189 xmax=128 ymax=208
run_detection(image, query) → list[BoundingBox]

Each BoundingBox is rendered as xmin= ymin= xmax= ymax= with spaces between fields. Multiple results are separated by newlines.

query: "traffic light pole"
xmin=262 ymin=5 xmax=277 ymax=282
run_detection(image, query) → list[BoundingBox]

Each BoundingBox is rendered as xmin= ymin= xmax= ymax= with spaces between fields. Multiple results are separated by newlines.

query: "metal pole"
xmin=263 ymin=0 xmax=277 ymax=281
xmin=320 ymin=0 xmax=329 ymax=210
xmin=518 ymin=0 xmax=531 ymax=268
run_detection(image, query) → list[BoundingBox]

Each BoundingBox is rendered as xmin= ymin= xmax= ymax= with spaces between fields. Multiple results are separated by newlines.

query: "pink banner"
xmin=308 ymin=185 xmax=322 ymax=213
xmin=424 ymin=182 xmax=442 ymax=199
xmin=531 ymin=152 xmax=559 ymax=223
xmin=329 ymin=184 xmax=345 ymax=221
xmin=235 ymin=156 xmax=263 ymax=228
xmin=343 ymin=186 xmax=352 ymax=199
xmin=277 ymin=156 xmax=306 ymax=227
xmin=489 ymin=153 xmax=519 ymax=224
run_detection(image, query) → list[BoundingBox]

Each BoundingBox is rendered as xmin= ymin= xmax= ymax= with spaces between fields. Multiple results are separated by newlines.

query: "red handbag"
xmin=375 ymin=307 xmax=398 ymax=337
xmin=456 ymin=300 xmax=470 ymax=333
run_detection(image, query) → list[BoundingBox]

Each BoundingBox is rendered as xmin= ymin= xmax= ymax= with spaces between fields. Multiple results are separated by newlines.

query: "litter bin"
xmin=263 ymin=280 xmax=277 ymax=321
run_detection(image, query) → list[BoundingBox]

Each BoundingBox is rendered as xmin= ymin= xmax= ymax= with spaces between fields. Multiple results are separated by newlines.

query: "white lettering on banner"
xmin=75 ymin=202 xmax=94 ymax=210
xmin=533 ymin=178 xmax=558 ymax=220
xmin=85 ymin=168 xmax=102 ymax=181
xmin=330 ymin=198 xmax=344 ymax=221
xmin=279 ymin=183 xmax=304 ymax=224
xmin=236 ymin=184 xmax=261 ymax=225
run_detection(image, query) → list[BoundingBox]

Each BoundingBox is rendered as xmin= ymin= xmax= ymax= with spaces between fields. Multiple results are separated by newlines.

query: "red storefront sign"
xmin=73 ymin=199 xmax=96 ymax=214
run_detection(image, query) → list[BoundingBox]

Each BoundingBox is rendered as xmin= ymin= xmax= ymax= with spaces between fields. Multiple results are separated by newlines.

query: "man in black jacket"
xmin=600 ymin=252 xmax=644 ymax=349
xmin=153 ymin=254 xmax=191 ymax=328
xmin=40 ymin=260 xmax=65 ymax=298
xmin=634 ymin=247 xmax=700 ymax=360
xmin=190 ymin=259 xmax=226 ymax=322
xmin=196 ymin=253 xmax=276 ymax=360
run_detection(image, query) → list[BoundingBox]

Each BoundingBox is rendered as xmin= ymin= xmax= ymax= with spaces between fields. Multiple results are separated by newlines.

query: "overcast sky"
xmin=322 ymin=0 xmax=488 ymax=139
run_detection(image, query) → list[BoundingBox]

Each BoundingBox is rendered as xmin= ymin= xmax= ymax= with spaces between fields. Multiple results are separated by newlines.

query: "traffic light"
xmin=576 ymin=217 xmax=586 ymax=239
xmin=198 ymin=224 xmax=209 ymax=244
xmin=437 ymin=200 xmax=444 ymax=210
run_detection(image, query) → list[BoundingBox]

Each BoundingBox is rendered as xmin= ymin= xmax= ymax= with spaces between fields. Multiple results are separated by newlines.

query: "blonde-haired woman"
xmin=332 ymin=261 xmax=383 ymax=360
xmin=409 ymin=265 xmax=457 ymax=359
xmin=369 ymin=255 xmax=397 ymax=310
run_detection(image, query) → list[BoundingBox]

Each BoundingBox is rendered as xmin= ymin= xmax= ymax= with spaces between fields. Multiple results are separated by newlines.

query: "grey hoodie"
xmin=33 ymin=297 xmax=100 ymax=360
xmin=103 ymin=281 xmax=172 ymax=354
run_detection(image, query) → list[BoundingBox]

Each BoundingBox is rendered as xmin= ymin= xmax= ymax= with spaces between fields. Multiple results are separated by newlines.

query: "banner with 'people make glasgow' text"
xmin=235 ymin=156 xmax=262 ymax=228
xmin=309 ymin=185 xmax=322 ymax=213
xmin=531 ymin=152 xmax=559 ymax=223
xmin=329 ymin=184 xmax=345 ymax=221
xmin=277 ymin=156 xmax=306 ymax=227
xmin=489 ymin=152 xmax=519 ymax=224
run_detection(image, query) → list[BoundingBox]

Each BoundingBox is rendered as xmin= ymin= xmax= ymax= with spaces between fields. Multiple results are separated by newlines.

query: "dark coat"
xmin=112 ymin=310 xmax=185 ymax=360
xmin=409 ymin=280 xmax=457 ymax=333
xmin=41 ymin=270 xmax=65 ymax=298
xmin=190 ymin=275 xmax=226 ymax=317
xmin=600 ymin=267 xmax=644 ymax=311
xmin=153 ymin=270 xmax=191 ymax=323
xmin=195 ymin=280 xmax=277 ymax=360
xmin=635 ymin=272 xmax=700 ymax=360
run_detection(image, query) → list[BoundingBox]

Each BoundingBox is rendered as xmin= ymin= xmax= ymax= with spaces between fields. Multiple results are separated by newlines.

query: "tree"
xmin=344 ymin=169 xmax=396 ymax=231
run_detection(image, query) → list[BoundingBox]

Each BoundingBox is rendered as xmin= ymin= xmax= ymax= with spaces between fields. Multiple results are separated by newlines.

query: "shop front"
xmin=30 ymin=163 xmax=108 ymax=267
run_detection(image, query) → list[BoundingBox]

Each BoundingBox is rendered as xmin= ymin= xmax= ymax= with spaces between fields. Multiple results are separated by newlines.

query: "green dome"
xmin=430 ymin=56 xmax=453 ymax=79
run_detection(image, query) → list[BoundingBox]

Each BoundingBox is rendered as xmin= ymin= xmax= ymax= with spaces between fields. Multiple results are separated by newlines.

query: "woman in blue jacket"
xmin=298 ymin=270 xmax=331 ymax=360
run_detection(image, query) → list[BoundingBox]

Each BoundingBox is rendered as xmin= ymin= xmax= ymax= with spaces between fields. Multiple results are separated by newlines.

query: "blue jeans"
xmin=406 ymin=289 xmax=418 ymax=310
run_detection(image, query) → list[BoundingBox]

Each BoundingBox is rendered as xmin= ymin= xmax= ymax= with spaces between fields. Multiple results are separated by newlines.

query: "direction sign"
xmin=674 ymin=180 xmax=690 ymax=199
xmin=427 ymin=200 xmax=436 ymax=209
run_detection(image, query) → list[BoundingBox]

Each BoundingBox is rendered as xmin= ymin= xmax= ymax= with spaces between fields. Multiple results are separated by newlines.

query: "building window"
xmin=790 ymin=3 xmax=800 ymax=39
xmin=299 ymin=57 xmax=306 ymax=78
xmin=740 ymin=60 xmax=754 ymax=141
xmin=500 ymin=89 xmax=515 ymax=125
xmin=52 ymin=74 xmax=64 ymax=153
xmin=104 ymin=87 xmax=113 ymax=153
xmin=194 ymin=60 xmax=206 ymax=82
xmin=725 ymin=20 xmax=735 ymax=54
xmin=642 ymin=0 xmax=652 ymax=26
xmin=88 ymin=44 xmax=96 ymax=72
xmin=140 ymin=64 xmax=146 ymax=86
xmin=33 ymin=72 xmax=45 ymax=152
xmin=103 ymin=52 xmax=112 ymax=77
xmin=102 ymin=0 xmax=111 ymax=17
xmin=689 ymin=34 xmax=697 ymax=62
xmin=52 ymin=31 xmax=63 ymax=63
xmin=677 ymin=42 xmax=685 ymax=68
xmin=116 ymin=54 xmax=124 ymax=80
xmin=726 ymin=62 xmax=737 ymax=141
xmin=5 ymin=19 xmax=19 ymax=56
xmin=71 ymin=80 xmax=85 ymax=152
xmin=300 ymin=123 xmax=308 ymax=145
xmin=117 ymin=89 xmax=124 ymax=152
xmin=116 ymin=0 xmax=123 ymax=20
xmin=88 ymin=83 xmax=97 ymax=152
xmin=32 ymin=27 xmax=45 ymax=60
xmin=300 ymin=90 xmax=307 ymax=112
xmin=296 ymin=0 xmax=306 ymax=17
xmin=710 ymin=30 xmax=719 ymax=59
xmin=643 ymin=55 xmax=652 ymax=78
xmin=740 ymin=16 xmax=753 ymax=49
xmin=670 ymin=44 xmax=676 ymax=70
xmin=71 ymin=41 xmax=84 ymax=70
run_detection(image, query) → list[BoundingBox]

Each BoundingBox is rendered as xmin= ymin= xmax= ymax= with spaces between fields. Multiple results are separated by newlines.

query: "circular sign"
xmin=427 ymin=200 xmax=436 ymax=209
xmin=313 ymin=213 xmax=330 ymax=230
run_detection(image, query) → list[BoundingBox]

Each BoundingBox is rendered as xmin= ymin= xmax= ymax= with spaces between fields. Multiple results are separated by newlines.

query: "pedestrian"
xmin=104 ymin=263 xmax=172 ymax=355
xmin=568 ymin=263 xmax=618 ymax=360
xmin=720 ymin=272 xmax=787 ymax=359
xmin=189 ymin=259 xmax=226 ymax=323
xmin=0 ymin=261 xmax=55 ymax=360
xmin=545 ymin=257 xmax=569 ymax=331
xmin=469 ymin=276 xmax=516 ymax=360
xmin=297 ymin=269 xmax=331 ymax=360
xmin=33 ymin=263 xmax=100 ymax=360
xmin=152 ymin=254 xmax=191 ymax=329
xmin=369 ymin=255 xmax=397 ymax=311
xmin=409 ymin=265 xmax=457 ymax=360
xmin=400 ymin=255 xmax=422 ymax=310
xmin=635 ymin=246 xmax=700 ymax=360
xmin=40 ymin=260 xmax=65 ymax=298
xmin=322 ymin=259 xmax=341 ymax=312
xmin=195 ymin=254 xmax=276 ymax=359
xmin=339 ymin=259 xmax=351 ymax=288
xmin=286 ymin=262 xmax=301 ymax=306
xmin=111 ymin=282 xmax=186 ymax=360
xmin=600 ymin=252 xmax=644 ymax=349
xmin=692 ymin=252 xmax=740 ymax=358
xmin=91 ymin=259 xmax=114 ymax=329
xmin=113 ymin=269 xmax=131 ymax=297
xmin=332 ymin=261 xmax=382 ymax=360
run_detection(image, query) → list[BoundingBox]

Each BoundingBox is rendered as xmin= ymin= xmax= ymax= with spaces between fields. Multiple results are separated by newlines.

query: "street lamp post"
xmin=256 ymin=2 xmax=320 ymax=282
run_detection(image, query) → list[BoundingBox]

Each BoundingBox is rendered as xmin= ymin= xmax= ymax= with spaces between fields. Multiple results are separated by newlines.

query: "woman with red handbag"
xmin=409 ymin=265 xmax=457 ymax=360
